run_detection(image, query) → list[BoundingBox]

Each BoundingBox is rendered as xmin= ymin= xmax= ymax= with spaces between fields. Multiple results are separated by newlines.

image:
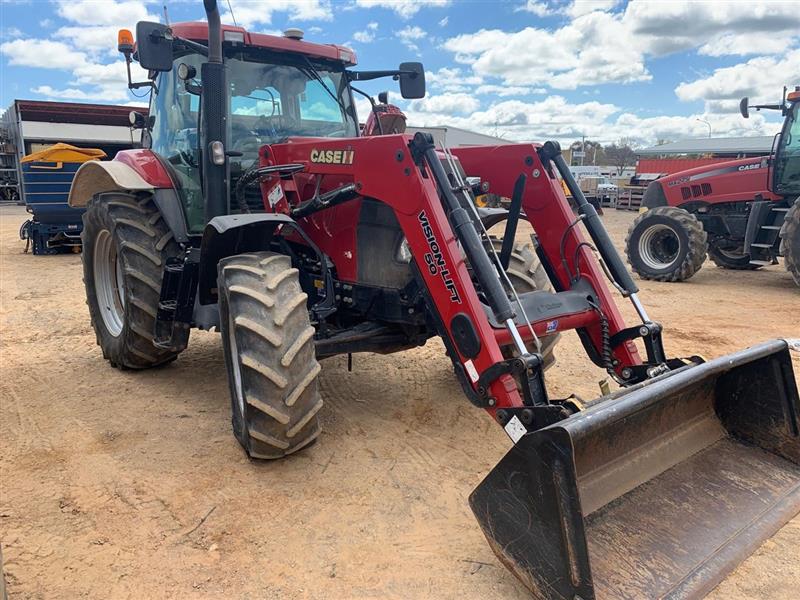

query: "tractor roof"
xmin=170 ymin=22 xmax=357 ymax=66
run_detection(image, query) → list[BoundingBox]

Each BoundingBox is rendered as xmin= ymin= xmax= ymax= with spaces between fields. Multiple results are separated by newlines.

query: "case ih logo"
xmin=737 ymin=163 xmax=762 ymax=171
xmin=418 ymin=210 xmax=462 ymax=304
xmin=310 ymin=149 xmax=355 ymax=164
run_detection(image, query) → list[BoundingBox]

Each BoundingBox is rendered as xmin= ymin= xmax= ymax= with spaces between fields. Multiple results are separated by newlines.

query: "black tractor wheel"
xmin=218 ymin=252 xmax=322 ymax=459
xmin=707 ymin=241 xmax=761 ymax=270
xmin=781 ymin=200 xmax=800 ymax=287
xmin=625 ymin=206 xmax=707 ymax=282
xmin=82 ymin=193 xmax=187 ymax=369
xmin=490 ymin=237 xmax=560 ymax=369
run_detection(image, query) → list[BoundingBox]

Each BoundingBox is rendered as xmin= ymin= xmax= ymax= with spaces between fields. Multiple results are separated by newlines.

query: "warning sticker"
xmin=267 ymin=184 xmax=284 ymax=207
xmin=464 ymin=359 xmax=479 ymax=383
xmin=504 ymin=415 xmax=527 ymax=444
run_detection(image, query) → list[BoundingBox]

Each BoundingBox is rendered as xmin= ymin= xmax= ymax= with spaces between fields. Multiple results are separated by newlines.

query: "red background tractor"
xmin=626 ymin=87 xmax=800 ymax=285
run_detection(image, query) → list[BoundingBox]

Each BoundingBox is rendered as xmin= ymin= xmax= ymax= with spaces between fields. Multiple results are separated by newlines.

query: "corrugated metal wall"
xmin=635 ymin=157 xmax=741 ymax=175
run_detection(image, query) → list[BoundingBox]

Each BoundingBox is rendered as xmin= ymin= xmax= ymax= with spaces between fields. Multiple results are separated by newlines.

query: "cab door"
xmin=147 ymin=53 xmax=206 ymax=233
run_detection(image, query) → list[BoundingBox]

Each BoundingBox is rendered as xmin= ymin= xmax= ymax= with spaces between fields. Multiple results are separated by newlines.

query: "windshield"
xmin=227 ymin=55 xmax=358 ymax=165
xmin=775 ymin=102 xmax=800 ymax=195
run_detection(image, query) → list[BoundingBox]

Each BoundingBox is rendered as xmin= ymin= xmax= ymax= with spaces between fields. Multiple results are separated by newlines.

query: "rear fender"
xmin=68 ymin=160 xmax=154 ymax=208
xmin=68 ymin=157 xmax=189 ymax=243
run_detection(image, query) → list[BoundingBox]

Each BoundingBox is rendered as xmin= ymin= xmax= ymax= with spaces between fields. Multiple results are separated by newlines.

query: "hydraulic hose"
xmin=539 ymin=141 xmax=639 ymax=296
xmin=413 ymin=133 xmax=515 ymax=323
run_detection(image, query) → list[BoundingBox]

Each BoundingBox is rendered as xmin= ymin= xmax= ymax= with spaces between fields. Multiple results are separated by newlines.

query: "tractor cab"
xmin=740 ymin=86 xmax=800 ymax=197
xmin=773 ymin=89 xmax=800 ymax=197
xmin=121 ymin=19 xmax=423 ymax=233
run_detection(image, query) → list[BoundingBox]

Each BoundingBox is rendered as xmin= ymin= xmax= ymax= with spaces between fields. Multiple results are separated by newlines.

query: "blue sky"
xmin=1 ymin=0 xmax=798 ymax=146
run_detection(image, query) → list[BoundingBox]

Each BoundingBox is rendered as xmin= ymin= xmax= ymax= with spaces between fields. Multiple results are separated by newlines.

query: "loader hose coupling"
xmin=539 ymin=140 xmax=562 ymax=162
xmin=408 ymin=132 xmax=436 ymax=165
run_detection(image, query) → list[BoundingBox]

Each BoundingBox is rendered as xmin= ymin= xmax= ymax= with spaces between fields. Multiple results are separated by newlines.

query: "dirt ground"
xmin=1 ymin=203 xmax=798 ymax=599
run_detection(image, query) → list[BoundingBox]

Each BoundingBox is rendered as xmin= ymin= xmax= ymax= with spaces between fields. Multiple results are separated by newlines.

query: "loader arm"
xmin=264 ymin=133 xmax=647 ymax=415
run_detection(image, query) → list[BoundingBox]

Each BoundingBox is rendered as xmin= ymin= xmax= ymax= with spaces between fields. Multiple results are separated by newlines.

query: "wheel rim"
xmin=227 ymin=308 xmax=245 ymax=417
xmin=639 ymin=224 xmax=681 ymax=270
xmin=94 ymin=229 xmax=126 ymax=337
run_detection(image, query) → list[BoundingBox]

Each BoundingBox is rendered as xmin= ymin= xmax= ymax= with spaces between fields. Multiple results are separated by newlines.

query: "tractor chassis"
xmin=153 ymin=132 xmax=676 ymax=426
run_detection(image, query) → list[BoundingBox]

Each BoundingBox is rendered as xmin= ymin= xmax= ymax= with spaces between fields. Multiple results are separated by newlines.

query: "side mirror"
xmin=135 ymin=21 xmax=174 ymax=72
xmin=399 ymin=62 xmax=425 ymax=99
xmin=739 ymin=97 xmax=749 ymax=119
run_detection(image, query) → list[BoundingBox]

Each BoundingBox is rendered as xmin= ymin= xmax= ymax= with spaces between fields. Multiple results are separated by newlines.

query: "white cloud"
xmin=425 ymin=67 xmax=483 ymax=93
xmin=443 ymin=0 xmax=800 ymax=94
xmin=396 ymin=25 xmax=426 ymax=52
xmin=220 ymin=0 xmax=333 ymax=28
xmin=566 ymin=0 xmax=619 ymax=18
xmin=0 ymin=38 xmax=87 ymax=69
xmin=519 ymin=1 xmax=552 ymax=17
xmin=403 ymin=93 xmax=779 ymax=147
xmin=475 ymin=84 xmax=543 ymax=97
xmin=355 ymin=0 xmax=450 ymax=19
xmin=624 ymin=0 xmax=800 ymax=57
xmin=438 ymin=17 xmax=448 ymax=27
xmin=444 ymin=15 xmax=650 ymax=90
xmin=409 ymin=92 xmax=480 ymax=115
xmin=2 ymin=26 xmax=24 ymax=39
xmin=353 ymin=22 xmax=378 ymax=43
xmin=519 ymin=0 xmax=619 ymax=18
xmin=675 ymin=49 xmax=800 ymax=112
xmin=54 ymin=26 xmax=121 ymax=56
xmin=31 ymin=85 xmax=103 ymax=101
xmin=698 ymin=32 xmax=798 ymax=57
xmin=55 ymin=0 xmax=155 ymax=27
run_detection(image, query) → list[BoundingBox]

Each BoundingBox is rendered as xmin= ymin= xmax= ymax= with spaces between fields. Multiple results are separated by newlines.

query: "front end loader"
xmin=68 ymin=2 xmax=800 ymax=597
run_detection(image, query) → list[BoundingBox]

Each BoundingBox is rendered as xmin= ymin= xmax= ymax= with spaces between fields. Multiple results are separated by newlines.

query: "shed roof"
xmin=12 ymin=100 xmax=145 ymax=127
xmin=637 ymin=136 xmax=774 ymax=156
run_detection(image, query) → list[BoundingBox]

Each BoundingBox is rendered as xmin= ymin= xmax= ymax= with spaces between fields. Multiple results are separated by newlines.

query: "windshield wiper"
xmin=297 ymin=57 xmax=350 ymax=122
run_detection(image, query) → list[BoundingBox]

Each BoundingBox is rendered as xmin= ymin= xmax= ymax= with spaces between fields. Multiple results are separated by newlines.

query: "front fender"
xmin=199 ymin=213 xmax=297 ymax=304
xmin=477 ymin=207 xmax=509 ymax=230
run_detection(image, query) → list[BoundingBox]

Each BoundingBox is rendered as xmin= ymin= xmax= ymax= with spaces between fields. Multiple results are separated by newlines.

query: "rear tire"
xmin=218 ymin=252 xmax=322 ymax=459
xmin=707 ymin=241 xmax=761 ymax=270
xmin=625 ymin=206 xmax=707 ymax=282
xmin=82 ymin=193 xmax=187 ymax=369
xmin=782 ymin=200 xmax=800 ymax=287
xmin=490 ymin=237 xmax=560 ymax=369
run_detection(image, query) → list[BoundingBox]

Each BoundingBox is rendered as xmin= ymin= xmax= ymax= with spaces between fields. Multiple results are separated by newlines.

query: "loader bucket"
xmin=470 ymin=339 xmax=800 ymax=600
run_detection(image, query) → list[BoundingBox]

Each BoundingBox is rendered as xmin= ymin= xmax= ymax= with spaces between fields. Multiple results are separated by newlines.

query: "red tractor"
xmin=67 ymin=3 xmax=799 ymax=598
xmin=626 ymin=87 xmax=800 ymax=285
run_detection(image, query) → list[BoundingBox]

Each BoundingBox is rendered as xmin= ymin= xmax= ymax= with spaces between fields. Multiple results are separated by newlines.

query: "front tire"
xmin=625 ymin=206 xmax=707 ymax=282
xmin=782 ymin=200 xmax=800 ymax=287
xmin=218 ymin=252 xmax=322 ymax=459
xmin=82 ymin=193 xmax=187 ymax=369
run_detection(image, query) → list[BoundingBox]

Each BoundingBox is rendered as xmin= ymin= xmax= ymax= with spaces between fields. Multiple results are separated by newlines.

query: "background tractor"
xmin=626 ymin=86 xmax=800 ymax=285
xmin=68 ymin=2 xmax=800 ymax=598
